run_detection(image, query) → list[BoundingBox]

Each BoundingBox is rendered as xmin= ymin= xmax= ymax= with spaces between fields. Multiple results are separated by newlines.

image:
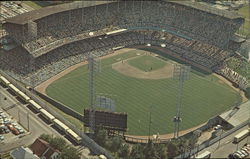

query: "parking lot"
xmin=0 ymin=108 xmax=28 ymax=144
xmin=0 ymin=81 xmax=69 ymax=153
xmin=228 ymin=143 xmax=250 ymax=159
xmin=0 ymin=108 xmax=28 ymax=143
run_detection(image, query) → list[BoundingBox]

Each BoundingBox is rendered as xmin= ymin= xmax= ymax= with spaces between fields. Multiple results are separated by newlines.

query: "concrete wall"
xmin=34 ymin=90 xmax=84 ymax=122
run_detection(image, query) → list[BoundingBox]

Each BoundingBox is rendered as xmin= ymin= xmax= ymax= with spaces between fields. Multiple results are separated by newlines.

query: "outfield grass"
xmin=46 ymin=49 xmax=241 ymax=136
xmin=128 ymin=55 xmax=166 ymax=72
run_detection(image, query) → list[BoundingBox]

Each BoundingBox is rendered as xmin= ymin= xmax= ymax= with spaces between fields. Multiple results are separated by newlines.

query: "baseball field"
xmin=45 ymin=48 xmax=241 ymax=136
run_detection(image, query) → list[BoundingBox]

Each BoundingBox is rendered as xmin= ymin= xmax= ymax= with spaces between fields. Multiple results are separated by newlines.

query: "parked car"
xmin=12 ymin=128 xmax=19 ymax=135
xmin=18 ymin=129 xmax=24 ymax=134
xmin=245 ymin=144 xmax=250 ymax=149
xmin=15 ymin=126 xmax=24 ymax=134
xmin=214 ymin=125 xmax=222 ymax=130
xmin=240 ymin=150 xmax=248 ymax=157
xmin=3 ymin=118 xmax=11 ymax=125
xmin=0 ymin=126 xmax=9 ymax=134
xmin=0 ymin=119 xmax=3 ymax=125
xmin=1 ymin=114 xmax=7 ymax=119
xmin=0 ymin=135 xmax=4 ymax=141
xmin=235 ymin=150 xmax=246 ymax=158
xmin=7 ymin=124 xmax=19 ymax=135
xmin=243 ymin=146 xmax=250 ymax=151
xmin=4 ymin=127 xmax=10 ymax=133
xmin=232 ymin=153 xmax=241 ymax=159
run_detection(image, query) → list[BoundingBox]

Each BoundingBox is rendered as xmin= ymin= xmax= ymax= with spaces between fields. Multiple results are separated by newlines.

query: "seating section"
xmin=1 ymin=1 xmax=247 ymax=87
xmin=5 ymin=1 xmax=242 ymax=56
xmin=216 ymin=56 xmax=250 ymax=89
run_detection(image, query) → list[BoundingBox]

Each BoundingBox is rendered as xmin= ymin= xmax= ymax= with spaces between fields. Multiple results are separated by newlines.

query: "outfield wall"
xmin=34 ymin=90 xmax=84 ymax=122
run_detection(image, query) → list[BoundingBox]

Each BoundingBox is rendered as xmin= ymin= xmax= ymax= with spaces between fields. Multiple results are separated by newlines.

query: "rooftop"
xmin=10 ymin=146 xmax=39 ymax=159
xmin=5 ymin=1 xmax=243 ymax=25
xmin=219 ymin=101 xmax=250 ymax=127
xmin=5 ymin=1 xmax=113 ymax=25
xmin=30 ymin=138 xmax=60 ymax=158
xmin=169 ymin=1 xmax=243 ymax=20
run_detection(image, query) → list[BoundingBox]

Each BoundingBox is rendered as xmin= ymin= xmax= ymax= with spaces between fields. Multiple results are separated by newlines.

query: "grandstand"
xmin=0 ymin=0 xmax=247 ymax=89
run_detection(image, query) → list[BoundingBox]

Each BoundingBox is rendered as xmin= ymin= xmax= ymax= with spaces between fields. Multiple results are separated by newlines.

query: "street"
xmin=197 ymin=125 xmax=250 ymax=158
xmin=0 ymin=84 xmax=97 ymax=159
xmin=0 ymin=85 xmax=63 ymax=152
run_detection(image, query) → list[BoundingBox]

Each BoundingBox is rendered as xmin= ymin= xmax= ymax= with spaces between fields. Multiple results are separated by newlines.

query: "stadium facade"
xmin=1 ymin=0 xmax=248 ymax=88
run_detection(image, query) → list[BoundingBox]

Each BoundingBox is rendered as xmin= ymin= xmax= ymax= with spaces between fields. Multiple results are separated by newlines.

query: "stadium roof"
xmin=5 ymin=1 xmax=114 ymax=25
xmin=219 ymin=101 xmax=250 ymax=127
xmin=169 ymin=1 xmax=243 ymax=20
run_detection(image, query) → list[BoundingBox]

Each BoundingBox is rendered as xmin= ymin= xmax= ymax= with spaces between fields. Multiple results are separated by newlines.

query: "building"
xmin=30 ymin=138 xmax=60 ymax=159
xmin=10 ymin=146 xmax=39 ymax=159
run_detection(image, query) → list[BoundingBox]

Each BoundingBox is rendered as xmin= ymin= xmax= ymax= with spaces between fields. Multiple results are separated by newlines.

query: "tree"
xmin=144 ymin=140 xmax=158 ymax=159
xmin=39 ymin=134 xmax=52 ymax=143
xmin=130 ymin=144 xmax=145 ymax=159
xmin=109 ymin=136 xmax=123 ymax=152
xmin=39 ymin=134 xmax=81 ymax=159
xmin=167 ymin=138 xmax=188 ymax=157
xmin=245 ymin=87 xmax=250 ymax=99
xmin=94 ymin=128 xmax=108 ymax=147
xmin=50 ymin=136 xmax=67 ymax=151
xmin=156 ymin=144 xmax=168 ymax=159
xmin=61 ymin=145 xmax=81 ymax=159
xmin=118 ymin=143 xmax=130 ymax=159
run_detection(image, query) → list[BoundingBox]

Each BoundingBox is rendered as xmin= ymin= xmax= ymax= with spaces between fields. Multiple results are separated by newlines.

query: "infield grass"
xmin=128 ymin=55 xmax=166 ymax=72
xmin=46 ymin=48 xmax=241 ymax=136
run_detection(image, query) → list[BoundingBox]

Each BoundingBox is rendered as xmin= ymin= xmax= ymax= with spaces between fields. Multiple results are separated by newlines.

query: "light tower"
xmin=173 ymin=64 xmax=190 ymax=138
xmin=29 ymin=56 xmax=35 ymax=89
xmin=88 ymin=53 xmax=101 ymax=134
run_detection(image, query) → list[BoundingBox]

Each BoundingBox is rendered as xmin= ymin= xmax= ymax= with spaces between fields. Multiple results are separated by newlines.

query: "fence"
xmin=124 ymin=135 xmax=170 ymax=144
xmin=34 ymin=91 xmax=83 ymax=122
xmin=0 ymin=70 xmax=114 ymax=159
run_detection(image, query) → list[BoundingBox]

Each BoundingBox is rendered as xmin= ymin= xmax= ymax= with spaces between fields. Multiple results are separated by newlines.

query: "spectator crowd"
xmin=1 ymin=1 xmax=247 ymax=88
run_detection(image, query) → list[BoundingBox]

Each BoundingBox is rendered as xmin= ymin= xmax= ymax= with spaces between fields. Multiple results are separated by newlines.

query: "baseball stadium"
xmin=1 ymin=1 xmax=249 ymax=139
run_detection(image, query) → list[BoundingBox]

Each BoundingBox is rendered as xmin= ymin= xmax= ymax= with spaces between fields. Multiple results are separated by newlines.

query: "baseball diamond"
xmin=45 ymin=48 xmax=241 ymax=136
xmin=1 ymin=1 xmax=249 ymax=139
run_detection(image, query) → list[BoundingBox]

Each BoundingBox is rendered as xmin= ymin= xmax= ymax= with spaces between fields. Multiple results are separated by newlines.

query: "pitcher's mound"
xmin=112 ymin=60 xmax=174 ymax=80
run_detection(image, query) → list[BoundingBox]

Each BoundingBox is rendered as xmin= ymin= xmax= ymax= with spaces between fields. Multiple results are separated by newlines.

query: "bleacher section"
xmin=1 ymin=1 xmax=247 ymax=88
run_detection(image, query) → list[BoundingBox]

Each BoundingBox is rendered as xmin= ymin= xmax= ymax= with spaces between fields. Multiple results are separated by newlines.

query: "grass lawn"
xmin=23 ymin=1 xmax=42 ymax=9
xmin=238 ymin=4 xmax=250 ymax=36
xmin=128 ymin=55 xmax=166 ymax=72
xmin=46 ymin=49 xmax=241 ymax=136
